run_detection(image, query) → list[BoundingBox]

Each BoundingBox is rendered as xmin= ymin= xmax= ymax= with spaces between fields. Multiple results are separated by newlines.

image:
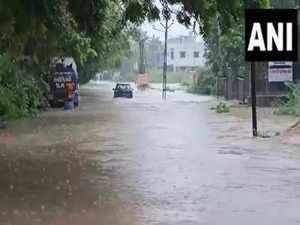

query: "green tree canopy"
xmin=0 ymin=0 xmax=267 ymax=119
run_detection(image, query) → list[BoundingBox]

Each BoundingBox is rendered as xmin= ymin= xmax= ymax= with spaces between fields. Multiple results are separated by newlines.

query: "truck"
xmin=49 ymin=59 xmax=79 ymax=107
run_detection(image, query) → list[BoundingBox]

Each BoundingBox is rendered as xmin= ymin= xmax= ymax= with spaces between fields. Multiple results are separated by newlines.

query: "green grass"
xmin=147 ymin=69 xmax=192 ymax=84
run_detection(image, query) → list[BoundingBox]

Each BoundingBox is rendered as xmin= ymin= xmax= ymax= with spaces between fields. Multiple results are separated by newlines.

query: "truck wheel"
xmin=50 ymin=100 xmax=57 ymax=108
xmin=74 ymin=93 xmax=79 ymax=107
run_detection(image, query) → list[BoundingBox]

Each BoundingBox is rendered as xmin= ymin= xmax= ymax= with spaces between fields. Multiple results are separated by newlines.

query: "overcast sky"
xmin=141 ymin=19 xmax=195 ymax=41
xmin=141 ymin=1 xmax=203 ymax=42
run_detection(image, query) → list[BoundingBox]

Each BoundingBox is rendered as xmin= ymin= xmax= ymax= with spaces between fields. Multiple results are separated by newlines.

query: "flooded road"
xmin=1 ymin=82 xmax=300 ymax=225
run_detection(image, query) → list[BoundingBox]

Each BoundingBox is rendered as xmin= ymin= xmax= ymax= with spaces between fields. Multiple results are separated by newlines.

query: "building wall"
xmin=167 ymin=33 xmax=205 ymax=71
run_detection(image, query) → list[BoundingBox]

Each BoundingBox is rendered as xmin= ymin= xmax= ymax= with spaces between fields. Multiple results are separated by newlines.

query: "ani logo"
xmin=245 ymin=9 xmax=298 ymax=61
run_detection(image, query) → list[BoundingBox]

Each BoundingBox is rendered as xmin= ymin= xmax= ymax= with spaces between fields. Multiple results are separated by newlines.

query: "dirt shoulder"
xmin=209 ymin=100 xmax=300 ymax=146
xmin=280 ymin=120 xmax=300 ymax=145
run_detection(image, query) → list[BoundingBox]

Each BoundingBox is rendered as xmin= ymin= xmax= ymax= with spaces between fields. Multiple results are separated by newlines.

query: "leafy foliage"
xmin=145 ymin=36 xmax=163 ymax=70
xmin=119 ymin=34 xmax=164 ymax=82
xmin=0 ymin=0 xmax=135 ymax=120
xmin=187 ymin=69 xmax=216 ymax=95
xmin=270 ymin=0 xmax=299 ymax=8
xmin=0 ymin=0 xmax=258 ymax=120
xmin=0 ymin=55 xmax=48 ymax=120
xmin=273 ymin=83 xmax=300 ymax=116
xmin=201 ymin=0 xmax=271 ymax=98
xmin=204 ymin=17 xmax=249 ymax=83
xmin=216 ymin=102 xmax=230 ymax=113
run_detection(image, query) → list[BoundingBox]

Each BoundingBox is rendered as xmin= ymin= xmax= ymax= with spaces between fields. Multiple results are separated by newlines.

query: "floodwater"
xmin=0 ymin=82 xmax=300 ymax=225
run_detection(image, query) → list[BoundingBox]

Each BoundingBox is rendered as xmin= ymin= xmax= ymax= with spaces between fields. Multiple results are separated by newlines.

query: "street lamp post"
xmin=152 ymin=0 xmax=174 ymax=100
xmin=162 ymin=18 xmax=168 ymax=99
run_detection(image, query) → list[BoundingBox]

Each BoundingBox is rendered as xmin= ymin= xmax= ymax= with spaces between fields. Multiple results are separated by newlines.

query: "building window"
xmin=194 ymin=51 xmax=199 ymax=58
xmin=171 ymin=52 xmax=174 ymax=60
xmin=180 ymin=51 xmax=186 ymax=58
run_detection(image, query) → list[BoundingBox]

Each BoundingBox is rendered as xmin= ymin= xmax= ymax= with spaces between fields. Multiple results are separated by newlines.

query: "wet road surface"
xmin=0 ymin=82 xmax=300 ymax=225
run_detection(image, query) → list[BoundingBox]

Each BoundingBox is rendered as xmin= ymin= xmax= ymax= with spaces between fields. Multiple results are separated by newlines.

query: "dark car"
xmin=113 ymin=83 xmax=133 ymax=98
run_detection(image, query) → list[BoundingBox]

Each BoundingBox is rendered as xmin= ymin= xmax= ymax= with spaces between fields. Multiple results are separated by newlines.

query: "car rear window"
xmin=117 ymin=84 xmax=130 ymax=89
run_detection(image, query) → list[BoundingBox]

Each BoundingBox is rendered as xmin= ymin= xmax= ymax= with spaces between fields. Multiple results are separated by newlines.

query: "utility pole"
xmin=153 ymin=0 xmax=174 ymax=100
xmin=216 ymin=17 xmax=221 ymax=99
xmin=250 ymin=62 xmax=258 ymax=137
xmin=245 ymin=0 xmax=258 ymax=137
xmin=138 ymin=37 xmax=147 ymax=74
xmin=162 ymin=18 xmax=168 ymax=99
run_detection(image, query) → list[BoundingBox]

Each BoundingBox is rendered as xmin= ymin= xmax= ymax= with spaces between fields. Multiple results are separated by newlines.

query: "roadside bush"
xmin=216 ymin=102 xmax=230 ymax=113
xmin=0 ymin=88 xmax=23 ymax=120
xmin=187 ymin=69 xmax=216 ymax=95
xmin=273 ymin=82 xmax=300 ymax=116
xmin=187 ymin=83 xmax=200 ymax=93
xmin=0 ymin=56 xmax=49 ymax=121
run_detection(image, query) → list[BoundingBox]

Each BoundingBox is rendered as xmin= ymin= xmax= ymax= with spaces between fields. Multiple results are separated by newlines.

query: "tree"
xmin=270 ymin=0 xmax=298 ymax=8
xmin=145 ymin=36 xmax=163 ymax=70
xmin=0 ymin=0 xmax=258 ymax=83
xmin=202 ymin=0 xmax=270 ymax=99
xmin=0 ymin=0 xmax=265 ymax=119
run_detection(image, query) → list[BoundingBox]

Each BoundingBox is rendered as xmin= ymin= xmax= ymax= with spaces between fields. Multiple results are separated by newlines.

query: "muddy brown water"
xmin=0 ymin=82 xmax=300 ymax=225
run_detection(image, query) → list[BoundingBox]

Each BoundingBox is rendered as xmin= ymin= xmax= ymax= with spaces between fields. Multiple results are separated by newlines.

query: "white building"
xmin=167 ymin=32 xmax=205 ymax=72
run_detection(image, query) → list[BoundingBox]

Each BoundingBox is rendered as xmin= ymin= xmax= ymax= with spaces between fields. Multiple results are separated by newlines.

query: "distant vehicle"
xmin=166 ymin=86 xmax=175 ymax=92
xmin=113 ymin=83 xmax=133 ymax=98
xmin=136 ymin=74 xmax=149 ymax=89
